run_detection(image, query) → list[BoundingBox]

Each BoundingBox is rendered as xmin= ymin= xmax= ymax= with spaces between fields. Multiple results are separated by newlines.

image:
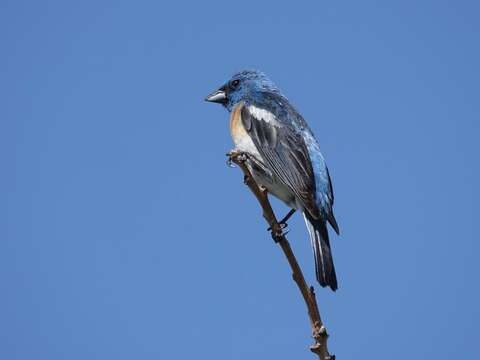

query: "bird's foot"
xmin=267 ymin=221 xmax=288 ymax=232
xmin=226 ymin=150 xmax=248 ymax=167
xmin=269 ymin=223 xmax=288 ymax=243
xmin=267 ymin=209 xmax=296 ymax=232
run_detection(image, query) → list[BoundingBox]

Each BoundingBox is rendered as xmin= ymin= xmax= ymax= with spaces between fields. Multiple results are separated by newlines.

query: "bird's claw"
xmin=226 ymin=157 xmax=235 ymax=167
xmin=267 ymin=221 xmax=288 ymax=232
xmin=269 ymin=223 xmax=288 ymax=243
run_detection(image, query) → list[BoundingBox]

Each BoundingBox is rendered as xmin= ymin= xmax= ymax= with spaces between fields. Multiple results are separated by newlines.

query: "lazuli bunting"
xmin=206 ymin=70 xmax=340 ymax=291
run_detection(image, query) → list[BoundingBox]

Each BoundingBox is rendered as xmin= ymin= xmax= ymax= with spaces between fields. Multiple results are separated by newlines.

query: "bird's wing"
xmin=240 ymin=104 xmax=320 ymax=219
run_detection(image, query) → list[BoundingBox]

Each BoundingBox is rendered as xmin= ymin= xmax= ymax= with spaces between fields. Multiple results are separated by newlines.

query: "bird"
xmin=205 ymin=70 xmax=340 ymax=291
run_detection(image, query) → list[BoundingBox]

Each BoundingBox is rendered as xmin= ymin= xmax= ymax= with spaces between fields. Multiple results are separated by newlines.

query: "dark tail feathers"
xmin=303 ymin=213 xmax=338 ymax=291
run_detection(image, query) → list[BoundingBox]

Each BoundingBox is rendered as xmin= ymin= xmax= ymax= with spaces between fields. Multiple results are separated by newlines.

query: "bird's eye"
xmin=230 ymin=79 xmax=240 ymax=89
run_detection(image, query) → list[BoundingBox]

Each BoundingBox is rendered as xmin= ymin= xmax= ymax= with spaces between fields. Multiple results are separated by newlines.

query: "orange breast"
xmin=230 ymin=103 xmax=247 ymax=144
xmin=229 ymin=103 xmax=262 ymax=158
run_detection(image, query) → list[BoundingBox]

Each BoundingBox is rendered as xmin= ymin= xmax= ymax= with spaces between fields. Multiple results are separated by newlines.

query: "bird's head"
xmin=205 ymin=70 xmax=280 ymax=111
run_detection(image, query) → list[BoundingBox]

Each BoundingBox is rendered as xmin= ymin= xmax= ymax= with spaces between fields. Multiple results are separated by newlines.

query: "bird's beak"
xmin=205 ymin=87 xmax=227 ymax=104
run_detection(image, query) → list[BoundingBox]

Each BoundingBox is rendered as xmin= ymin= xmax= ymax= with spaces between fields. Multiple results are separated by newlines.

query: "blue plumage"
xmin=206 ymin=70 xmax=340 ymax=290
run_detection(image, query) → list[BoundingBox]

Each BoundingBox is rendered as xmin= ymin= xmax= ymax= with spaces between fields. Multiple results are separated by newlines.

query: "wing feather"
xmin=240 ymin=105 xmax=319 ymax=219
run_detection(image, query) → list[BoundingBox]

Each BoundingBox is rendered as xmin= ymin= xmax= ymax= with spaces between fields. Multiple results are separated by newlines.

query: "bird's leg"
xmin=257 ymin=186 xmax=286 ymax=242
xmin=279 ymin=208 xmax=296 ymax=227
xmin=267 ymin=209 xmax=296 ymax=232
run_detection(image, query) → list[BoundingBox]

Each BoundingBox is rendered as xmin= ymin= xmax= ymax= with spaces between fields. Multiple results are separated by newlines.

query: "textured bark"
xmin=228 ymin=151 xmax=335 ymax=360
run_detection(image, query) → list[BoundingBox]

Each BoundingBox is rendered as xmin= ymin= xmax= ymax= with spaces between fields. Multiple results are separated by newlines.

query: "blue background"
xmin=2 ymin=1 xmax=479 ymax=359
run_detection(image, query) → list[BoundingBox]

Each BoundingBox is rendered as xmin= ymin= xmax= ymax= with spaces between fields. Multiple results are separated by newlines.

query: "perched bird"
xmin=205 ymin=70 xmax=340 ymax=291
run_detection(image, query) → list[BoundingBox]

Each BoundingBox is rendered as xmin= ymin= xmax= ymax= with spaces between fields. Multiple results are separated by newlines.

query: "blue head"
xmin=205 ymin=70 xmax=280 ymax=112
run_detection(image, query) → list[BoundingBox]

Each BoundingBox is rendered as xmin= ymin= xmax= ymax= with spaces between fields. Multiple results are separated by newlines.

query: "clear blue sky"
xmin=2 ymin=1 xmax=479 ymax=359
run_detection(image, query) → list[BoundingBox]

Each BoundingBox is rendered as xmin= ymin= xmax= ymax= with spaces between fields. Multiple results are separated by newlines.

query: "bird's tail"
xmin=303 ymin=213 xmax=338 ymax=291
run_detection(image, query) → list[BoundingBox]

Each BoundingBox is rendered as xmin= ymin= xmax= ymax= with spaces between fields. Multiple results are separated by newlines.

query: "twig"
xmin=228 ymin=151 xmax=335 ymax=360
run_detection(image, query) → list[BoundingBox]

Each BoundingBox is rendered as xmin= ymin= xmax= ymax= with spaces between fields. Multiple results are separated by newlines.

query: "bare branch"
xmin=228 ymin=151 xmax=335 ymax=360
